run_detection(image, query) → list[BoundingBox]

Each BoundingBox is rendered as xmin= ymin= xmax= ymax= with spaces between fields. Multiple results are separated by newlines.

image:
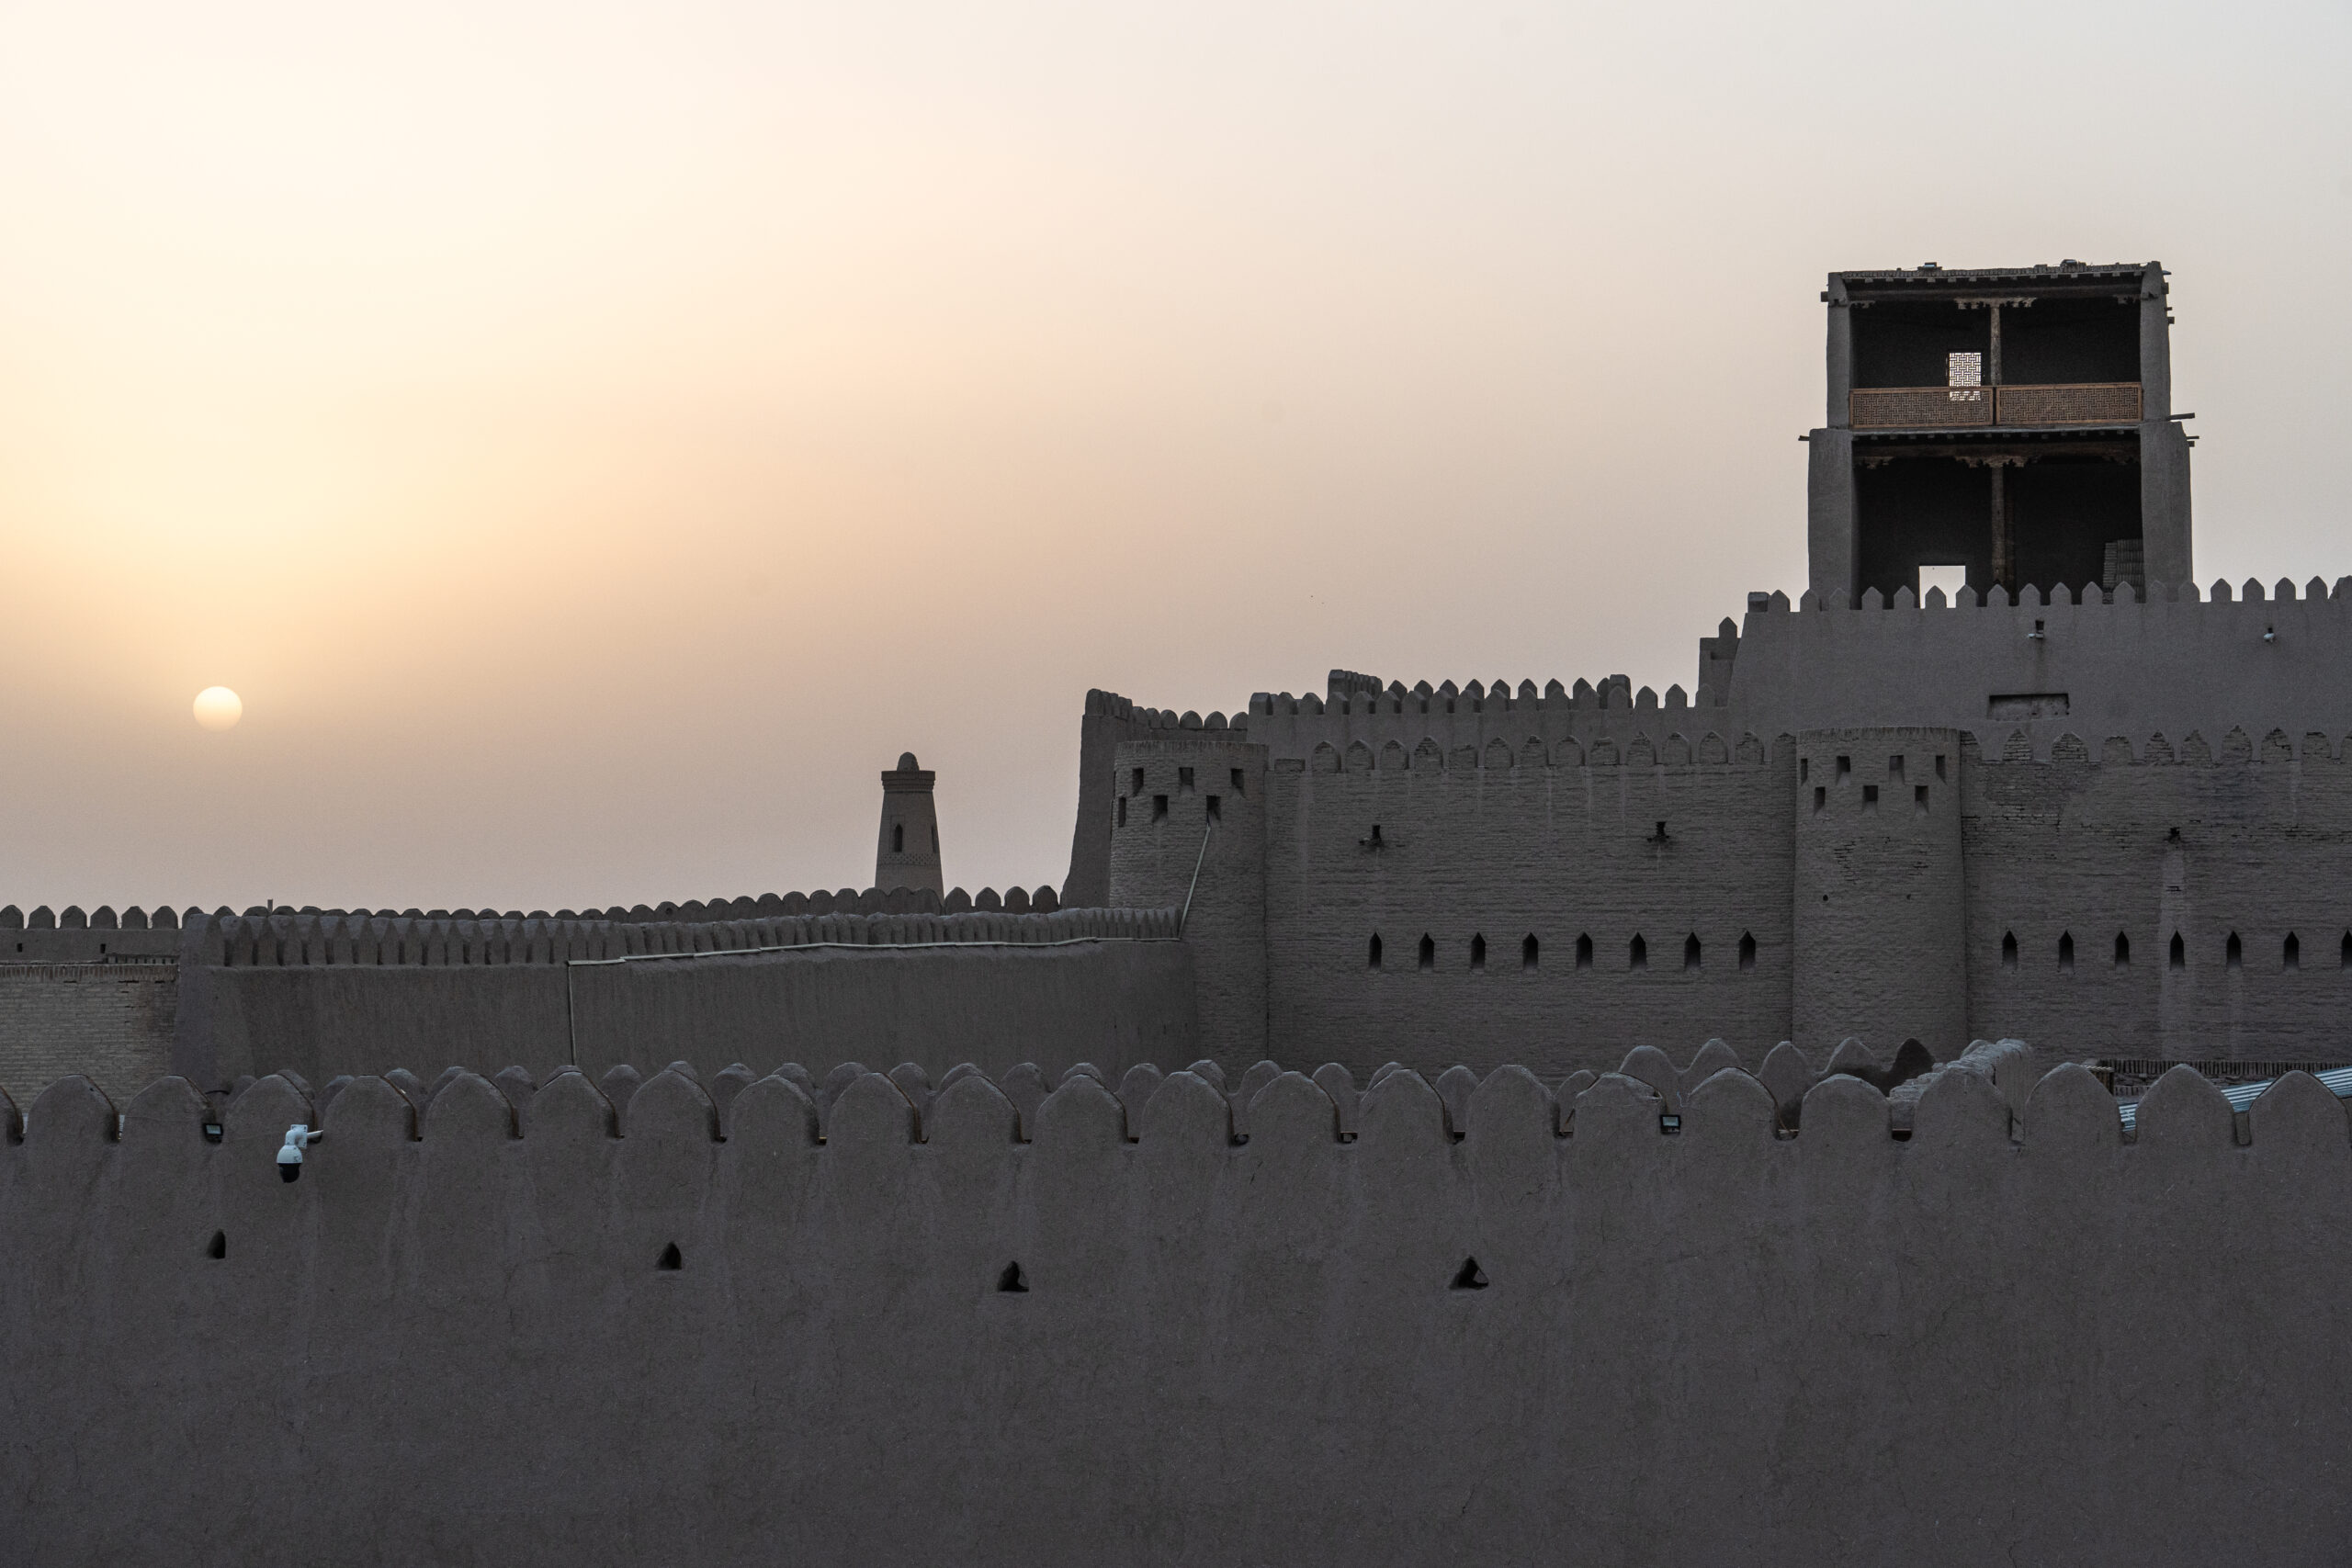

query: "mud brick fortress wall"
xmin=6 ymin=1048 xmax=2350 ymax=1565
xmin=11 ymin=259 xmax=2352 ymax=1564
xmin=1088 ymin=578 xmax=2352 ymax=1078
xmin=17 ymin=581 xmax=2352 ymax=1100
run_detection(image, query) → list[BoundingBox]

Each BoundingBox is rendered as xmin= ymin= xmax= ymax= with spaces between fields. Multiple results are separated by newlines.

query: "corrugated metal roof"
xmin=2116 ymin=1066 xmax=2352 ymax=1133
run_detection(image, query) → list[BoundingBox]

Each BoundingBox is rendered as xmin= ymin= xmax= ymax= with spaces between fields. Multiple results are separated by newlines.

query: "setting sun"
xmin=192 ymin=686 xmax=242 ymax=731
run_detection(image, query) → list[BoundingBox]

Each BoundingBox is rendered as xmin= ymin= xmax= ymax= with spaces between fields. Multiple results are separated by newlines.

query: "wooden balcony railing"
xmin=1995 ymin=383 xmax=2143 ymax=426
xmin=1849 ymin=382 xmax=2143 ymax=431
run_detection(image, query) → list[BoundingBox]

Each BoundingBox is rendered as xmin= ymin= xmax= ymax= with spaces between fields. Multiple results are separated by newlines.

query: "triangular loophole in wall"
xmin=656 ymin=1242 xmax=683 ymax=1271
xmin=206 ymin=1230 xmax=226 ymax=1261
xmin=997 ymin=1261 xmax=1029 ymax=1293
xmin=1450 ymin=1257 xmax=1488 ymax=1291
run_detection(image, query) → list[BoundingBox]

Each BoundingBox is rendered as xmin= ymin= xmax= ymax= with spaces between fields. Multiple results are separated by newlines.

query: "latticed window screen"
xmin=1946 ymin=352 xmax=1984 ymax=403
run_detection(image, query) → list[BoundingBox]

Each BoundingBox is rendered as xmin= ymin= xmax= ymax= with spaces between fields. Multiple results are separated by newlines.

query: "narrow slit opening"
xmin=207 ymin=1230 xmax=226 ymax=1261
xmin=657 ymin=1243 xmax=682 ymax=1271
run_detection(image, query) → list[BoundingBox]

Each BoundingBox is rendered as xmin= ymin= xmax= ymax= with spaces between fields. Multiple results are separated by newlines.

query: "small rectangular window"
xmin=1206 ymin=795 xmax=1222 ymax=822
xmin=1177 ymin=766 xmax=1194 ymax=792
xmin=1116 ymin=796 xmax=1127 ymax=827
xmin=1888 ymin=755 xmax=1905 ymax=781
xmin=1813 ymin=786 xmax=1826 ymax=813
xmin=1231 ymin=767 xmax=1246 ymax=796
xmin=1836 ymin=755 xmax=1850 ymax=781
xmin=1935 ymin=754 xmax=1948 ymax=781
xmin=1914 ymin=784 xmax=1928 ymax=813
xmin=1861 ymin=784 xmax=1879 ymax=810
xmin=1152 ymin=795 xmax=1169 ymax=822
xmin=1130 ymin=767 xmax=1145 ymax=796
xmin=1800 ymin=758 xmax=1809 ymax=783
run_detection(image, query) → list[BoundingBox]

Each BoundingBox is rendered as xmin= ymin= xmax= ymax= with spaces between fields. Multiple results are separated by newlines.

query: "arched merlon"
xmin=4 ymin=1056 xmax=2351 ymax=1562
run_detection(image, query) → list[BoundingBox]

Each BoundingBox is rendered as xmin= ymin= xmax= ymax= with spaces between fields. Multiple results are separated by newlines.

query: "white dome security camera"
xmin=277 ymin=1124 xmax=324 ymax=1183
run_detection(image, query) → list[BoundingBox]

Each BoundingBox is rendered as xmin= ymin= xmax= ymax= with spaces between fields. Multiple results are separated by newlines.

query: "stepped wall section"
xmin=2 ymin=1055 xmax=2346 ymax=1565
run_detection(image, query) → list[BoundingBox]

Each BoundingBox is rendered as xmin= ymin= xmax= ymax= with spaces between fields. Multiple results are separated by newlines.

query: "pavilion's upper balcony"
xmin=1849 ymin=382 xmax=2143 ymax=431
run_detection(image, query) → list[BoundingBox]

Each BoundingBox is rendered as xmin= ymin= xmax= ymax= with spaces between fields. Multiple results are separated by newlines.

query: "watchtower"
xmin=1807 ymin=260 xmax=2191 ymax=607
xmin=874 ymin=752 xmax=944 ymax=896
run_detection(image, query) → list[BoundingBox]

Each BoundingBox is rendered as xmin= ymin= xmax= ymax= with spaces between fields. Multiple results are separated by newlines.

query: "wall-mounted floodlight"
xmin=277 ymin=1124 xmax=324 ymax=1183
xmin=1659 ymin=1113 xmax=1683 ymax=1135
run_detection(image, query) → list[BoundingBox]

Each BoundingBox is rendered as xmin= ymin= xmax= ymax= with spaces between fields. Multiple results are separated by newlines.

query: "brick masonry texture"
xmin=0 ymin=963 xmax=176 ymax=1103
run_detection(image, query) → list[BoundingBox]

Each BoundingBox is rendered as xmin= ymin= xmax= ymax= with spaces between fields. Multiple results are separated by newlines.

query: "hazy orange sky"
xmin=3 ymin=0 xmax=2346 ymax=911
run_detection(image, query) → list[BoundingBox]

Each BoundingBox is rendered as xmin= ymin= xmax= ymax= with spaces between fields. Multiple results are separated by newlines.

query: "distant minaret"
xmin=875 ymin=752 xmax=944 ymax=895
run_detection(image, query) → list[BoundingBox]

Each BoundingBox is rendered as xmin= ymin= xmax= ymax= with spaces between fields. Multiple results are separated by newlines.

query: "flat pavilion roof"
xmin=1833 ymin=262 xmax=2157 ymax=301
